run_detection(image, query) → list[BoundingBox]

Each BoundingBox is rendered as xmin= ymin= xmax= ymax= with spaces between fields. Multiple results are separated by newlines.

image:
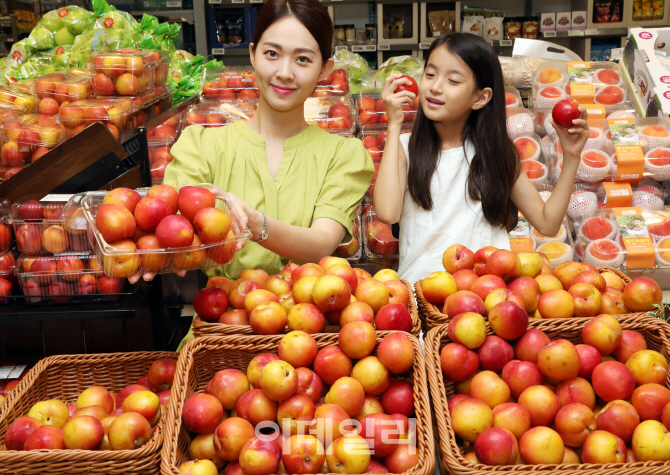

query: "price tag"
xmin=212 ymin=48 xmax=225 ymax=55
xmin=378 ymin=44 xmax=390 ymax=50
xmin=500 ymin=40 xmax=513 ymax=46
xmin=584 ymin=28 xmax=598 ymax=36
xmin=166 ymin=1 xmax=181 ymax=6
xmin=250 ymin=0 xmax=263 ymax=3
xmin=209 ymin=0 xmax=221 ymax=4
xmin=334 ymin=46 xmax=348 ymax=51
xmin=0 ymin=366 xmax=14 ymax=379
xmin=231 ymin=0 xmax=245 ymax=4
xmin=8 ymin=366 xmax=25 ymax=379
xmin=352 ymin=46 xmax=365 ymax=52
xmin=543 ymin=31 xmax=557 ymax=37
xmin=419 ymin=43 xmax=431 ymax=49
xmin=364 ymin=45 xmax=376 ymax=51
xmin=568 ymin=30 xmax=584 ymax=36
xmin=42 ymin=194 xmax=73 ymax=202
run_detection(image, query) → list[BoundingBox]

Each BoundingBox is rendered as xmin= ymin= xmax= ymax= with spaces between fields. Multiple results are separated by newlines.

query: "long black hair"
xmin=407 ymin=33 xmax=521 ymax=228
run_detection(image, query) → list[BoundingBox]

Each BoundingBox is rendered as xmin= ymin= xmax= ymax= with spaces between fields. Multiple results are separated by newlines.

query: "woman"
xmin=158 ymin=0 xmax=374 ymax=281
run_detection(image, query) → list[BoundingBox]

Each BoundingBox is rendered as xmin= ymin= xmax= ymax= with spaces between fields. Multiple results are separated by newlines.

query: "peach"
xmin=589 ymin=240 xmax=621 ymax=262
xmin=624 ymin=277 xmax=662 ymax=312
xmin=597 ymin=400 xmax=640 ymax=444
xmin=355 ymin=278 xmax=389 ymax=314
xmin=313 ymin=404 xmax=352 ymax=446
xmin=581 ymin=430 xmax=626 ymax=463
xmin=384 ymin=280 xmax=410 ymax=307
xmin=488 ymin=301 xmax=528 ymax=341
xmin=601 ymin=290 xmax=629 ymax=315
xmin=295 ymin=367 xmax=323 ymax=403
xmin=538 ymin=339 xmax=580 ymax=382
xmin=535 ymin=274 xmax=563 ymax=293
xmin=507 ymin=277 xmax=541 ymax=313
xmin=207 ymin=369 xmax=250 ymax=411
xmin=239 ymin=437 xmax=282 ymax=475
xmin=555 ymin=377 xmax=596 ymax=409
xmin=469 ymin=371 xmax=511 ymax=409
xmin=377 ymin=332 xmax=414 ymax=374
xmin=247 ymin=353 xmax=280 ymax=388
xmin=442 ymin=244 xmax=474 ymax=274
xmin=601 ymin=271 xmax=625 ymax=292
xmin=354 ymin=396 xmax=385 ymax=422
xmin=554 ymin=262 xmax=587 ymax=290
xmin=278 ymin=331 xmax=318 ymax=368
xmin=4 ymin=416 xmax=42 ymax=450
xmin=282 ymin=435 xmax=326 ymax=474
xmin=538 ymin=68 xmax=562 ymax=84
xmin=236 ymin=389 xmax=278 ymax=426
xmin=183 ymin=393 xmax=225 ymax=434
xmin=474 ymin=427 xmax=519 ymax=465
xmin=554 ymin=403 xmax=597 ymax=447
xmin=326 ymin=434 xmax=370 ymax=473
xmin=492 ymin=402 xmax=531 ymax=441
xmin=514 ymin=137 xmax=539 ymax=161
xmin=250 ymin=302 xmax=287 ymax=335
xmin=613 ymin=331 xmax=647 ymax=363
xmin=537 ymin=288 xmax=575 ymax=318
xmin=440 ymin=343 xmax=479 ymax=383
xmin=77 ymin=386 xmax=114 ymax=414
xmin=592 ymin=361 xmax=635 ymax=402
xmin=631 ymin=383 xmax=670 ymax=422
xmin=448 ymin=312 xmax=487 ymax=349
xmin=62 ymin=415 xmax=104 ymax=450
xmin=518 ymin=385 xmax=560 ymax=427
xmin=515 ymin=329 xmax=551 ymax=363
xmin=519 ymin=427 xmax=564 ymax=464
xmin=287 ymin=303 xmax=325 ymax=334
xmin=484 ymin=288 xmax=525 ymax=315
xmin=452 ymin=269 xmax=479 ymax=292
xmin=486 ymin=250 xmax=521 ymax=283
xmin=450 ymin=397 xmax=493 ymax=443
xmin=351 ymin=356 xmax=390 ymax=395
xmin=312 ymin=275 xmax=351 ymax=312
xmin=277 ymin=394 xmax=317 ymax=436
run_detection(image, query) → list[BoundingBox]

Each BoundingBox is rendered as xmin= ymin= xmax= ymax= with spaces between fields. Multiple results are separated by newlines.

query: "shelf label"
xmin=568 ymin=29 xmax=584 ymax=36
xmin=378 ymin=44 xmax=390 ymax=50
xmin=500 ymin=40 xmax=513 ymax=46
xmin=352 ymin=46 xmax=365 ymax=52
xmin=419 ymin=43 xmax=431 ymax=49
xmin=209 ymin=0 xmax=221 ymax=3
xmin=166 ymin=1 xmax=181 ymax=6
xmin=42 ymin=194 xmax=73 ymax=202
xmin=231 ymin=0 xmax=245 ymax=4
xmin=364 ymin=45 xmax=376 ymax=51
xmin=334 ymin=46 xmax=348 ymax=51
xmin=543 ymin=31 xmax=557 ymax=37
xmin=584 ymin=28 xmax=598 ymax=36
xmin=212 ymin=48 xmax=225 ymax=55
xmin=8 ymin=366 xmax=25 ymax=379
xmin=250 ymin=0 xmax=263 ymax=3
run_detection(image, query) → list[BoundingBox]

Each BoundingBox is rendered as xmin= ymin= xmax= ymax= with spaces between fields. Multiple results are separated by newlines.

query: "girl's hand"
xmin=550 ymin=106 xmax=590 ymax=163
xmin=381 ymin=74 xmax=417 ymax=126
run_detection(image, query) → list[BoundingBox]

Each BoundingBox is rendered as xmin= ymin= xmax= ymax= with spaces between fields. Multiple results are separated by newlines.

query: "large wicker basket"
xmin=0 ymin=350 xmax=177 ymax=474
xmin=414 ymin=266 xmax=659 ymax=333
xmin=161 ymin=334 xmax=435 ymax=475
xmin=425 ymin=314 xmax=670 ymax=475
xmin=193 ymin=279 xmax=421 ymax=338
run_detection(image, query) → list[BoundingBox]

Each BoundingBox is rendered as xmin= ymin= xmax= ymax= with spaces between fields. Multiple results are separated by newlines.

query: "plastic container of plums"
xmin=359 ymin=125 xmax=412 ymax=164
xmin=0 ymin=114 xmax=67 ymax=168
xmin=114 ymin=48 xmax=170 ymax=87
xmin=305 ymin=95 xmax=355 ymax=134
xmin=573 ymin=207 xmax=670 ymax=269
xmin=200 ymin=66 xmax=259 ymax=102
xmin=183 ymin=101 xmax=256 ymax=128
xmin=313 ymin=67 xmax=350 ymax=96
xmin=0 ymin=86 xmax=38 ymax=113
xmin=58 ymin=98 xmax=138 ymax=142
xmin=531 ymin=61 xmax=630 ymax=112
xmin=79 ymin=184 xmax=252 ymax=279
xmin=10 ymin=194 xmax=91 ymax=255
xmin=363 ymin=207 xmax=399 ymax=259
xmin=89 ymin=51 xmax=158 ymax=97
xmin=15 ymin=254 xmax=125 ymax=305
xmin=356 ymin=90 xmax=418 ymax=130
xmin=12 ymin=73 xmax=94 ymax=116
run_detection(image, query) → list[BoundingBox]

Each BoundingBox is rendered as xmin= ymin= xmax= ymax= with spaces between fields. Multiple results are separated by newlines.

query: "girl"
xmin=373 ymin=33 xmax=589 ymax=284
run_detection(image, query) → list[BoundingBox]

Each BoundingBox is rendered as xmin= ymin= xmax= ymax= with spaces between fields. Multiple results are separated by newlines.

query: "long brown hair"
xmin=407 ymin=33 xmax=521 ymax=228
xmin=252 ymin=0 xmax=333 ymax=64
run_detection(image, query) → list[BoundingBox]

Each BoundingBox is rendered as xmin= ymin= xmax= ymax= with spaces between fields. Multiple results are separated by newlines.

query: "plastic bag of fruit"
xmin=333 ymin=49 xmax=374 ymax=95
xmin=27 ymin=6 xmax=95 ymax=52
xmin=1 ymin=46 xmax=72 ymax=84
xmin=373 ymin=55 xmax=424 ymax=88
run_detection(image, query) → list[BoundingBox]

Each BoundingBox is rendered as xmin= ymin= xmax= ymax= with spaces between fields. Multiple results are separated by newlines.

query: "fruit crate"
xmin=0 ymin=350 xmax=177 ymax=474
xmin=10 ymin=195 xmax=91 ymax=255
xmin=424 ymin=315 xmax=670 ymax=475
xmin=80 ymin=184 xmax=252 ymax=278
xmin=59 ymin=98 xmax=138 ymax=143
xmin=200 ymin=65 xmax=259 ymax=102
xmin=363 ymin=208 xmax=399 ymax=259
xmin=0 ymin=114 xmax=67 ymax=168
xmin=356 ymin=91 xmax=418 ymax=130
xmin=90 ymin=51 xmax=158 ymax=97
xmin=413 ymin=267 xmax=658 ymax=334
xmin=15 ymin=254 xmax=127 ymax=305
xmin=160 ymin=333 xmax=435 ymax=475
xmin=304 ymin=95 xmax=355 ymax=134
xmin=0 ymin=86 xmax=38 ymax=113
xmin=183 ymin=101 xmax=255 ymax=128
xmin=192 ymin=278 xmax=421 ymax=337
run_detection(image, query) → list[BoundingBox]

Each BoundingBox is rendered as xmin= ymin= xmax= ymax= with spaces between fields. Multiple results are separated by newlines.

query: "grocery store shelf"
xmin=377 ymin=43 xmax=422 ymax=51
xmin=541 ymin=28 xmax=628 ymax=39
xmin=131 ymin=9 xmax=194 ymax=23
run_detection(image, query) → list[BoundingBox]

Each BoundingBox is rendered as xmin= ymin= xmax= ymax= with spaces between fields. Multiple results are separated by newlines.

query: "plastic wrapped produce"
xmin=333 ymin=49 xmax=374 ymax=95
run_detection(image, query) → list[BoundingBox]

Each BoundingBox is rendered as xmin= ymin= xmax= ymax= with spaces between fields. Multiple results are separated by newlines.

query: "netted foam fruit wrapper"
xmin=577 ymin=150 xmax=612 ymax=183
xmin=512 ymin=57 xmax=547 ymax=89
xmin=584 ymin=128 xmax=605 ymax=151
xmin=507 ymin=113 xmax=535 ymax=139
xmin=644 ymin=147 xmax=670 ymax=181
xmin=594 ymin=69 xmax=623 ymax=88
xmin=639 ymin=126 xmax=670 ymax=153
xmin=656 ymin=237 xmax=670 ymax=266
xmin=543 ymin=114 xmax=557 ymax=139
xmin=499 ymin=57 xmax=514 ymax=86
xmin=534 ymin=71 xmax=567 ymax=90
xmin=533 ymin=88 xmax=567 ymax=109
xmin=514 ymin=136 xmax=541 ymax=162
xmin=524 ymin=161 xmax=548 ymax=185
xmin=530 ymin=224 xmax=567 ymax=247
xmin=584 ymin=239 xmax=625 ymax=267
xmin=568 ymin=191 xmax=598 ymax=221
xmin=578 ymin=215 xmax=618 ymax=244
xmin=537 ymin=241 xmax=574 ymax=268
xmin=594 ymin=86 xmax=627 ymax=112
xmin=632 ymin=189 xmax=665 ymax=208
xmin=541 ymin=135 xmax=556 ymax=160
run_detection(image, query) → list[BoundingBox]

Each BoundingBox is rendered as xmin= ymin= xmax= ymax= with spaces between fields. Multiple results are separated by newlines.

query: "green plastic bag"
xmin=373 ymin=55 xmax=424 ymax=88
xmin=27 ymin=6 xmax=94 ymax=51
xmin=333 ymin=49 xmax=374 ymax=95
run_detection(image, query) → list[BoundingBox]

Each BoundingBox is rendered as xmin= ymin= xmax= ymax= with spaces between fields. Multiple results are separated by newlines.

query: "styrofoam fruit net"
xmin=577 ymin=150 xmax=612 ymax=183
xmin=514 ymin=136 xmax=541 ymax=161
xmin=602 ymin=131 xmax=615 ymax=155
xmin=655 ymin=237 xmax=670 ymax=266
xmin=513 ymin=57 xmax=547 ymax=89
xmin=610 ymin=153 xmax=618 ymax=177
xmin=639 ymin=126 xmax=670 ymax=153
xmin=607 ymin=110 xmax=637 ymax=120
xmin=632 ymin=188 xmax=665 ymax=208
xmin=644 ymin=147 xmax=670 ymax=181
xmin=594 ymin=86 xmax=627 ymax=112
xmin=507 ymin=113 xmax=535 ymax=139
xmin=543 ymin=114 xmax=557 ymax=139
xmin=584 ymin=128 xmax=605 ymax=151
xmin=534 ymin=87 xmax=567 ymax=109
xmin=535 ymin=68 xmax=567 ymax=89
xmin=594 ymin=69 xmax=623 ymax=88
xmin=505 ymin=92 xmax=521 ymax=108
xmin=584 ymin=239 xmax=625 ymax=267
xmin=648 ymin=213 xmax=670 ymax=242
xmin=537 ymin=241 xmax=574 ymax=269
xmin=567 ymin=190 xmax=598 ymax=220
xmin=541 ymin=135 xmax=556 ymax=160
xmin=499 ymin=57 xmax=513 ymax=86
xmin=523 ymin=160 xmax=548 ymax=185
xmin=530 ymin=224 xmax=567 ymax=246
xmin=578 ymin=215 xmax=618 ymax=244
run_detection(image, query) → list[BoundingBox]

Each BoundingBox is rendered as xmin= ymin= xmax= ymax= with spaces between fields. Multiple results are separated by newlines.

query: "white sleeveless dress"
xmin=397 ymin=133 xmax=511 ymax=285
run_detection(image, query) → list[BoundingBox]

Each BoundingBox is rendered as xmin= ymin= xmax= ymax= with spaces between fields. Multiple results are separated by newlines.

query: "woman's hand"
xmin=381 ymin=74 xmax=417 ymax=127
xmin=550 ymin=106 xmax=590 ymax=166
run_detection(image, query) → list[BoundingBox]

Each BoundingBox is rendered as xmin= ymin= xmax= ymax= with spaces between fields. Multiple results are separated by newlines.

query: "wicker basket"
xmin=193 ymin=279 xmax=421 ymax=338
xmin=161 ymin=334 xmax=435 ymax=475
xmin=0 ymin=350 xmax=177 ymax=474
xmin=425 ymin=314 xmax=670 ymax=475
xmin=414 ymin=266 xmax=658 ymax=333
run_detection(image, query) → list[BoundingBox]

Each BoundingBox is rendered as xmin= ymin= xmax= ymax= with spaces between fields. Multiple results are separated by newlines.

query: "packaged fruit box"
xmin=0 ymin=166 xmax=24 ymax=182
xmin=116 ymin=48 xmax=169 ymax=87
xmin=16 ymin=254 xmax=126 ymax=305
xmin=506 ymin=107 xmax=538 ymax=140
xmin=148 ymin=136 xmax=179 ymax=185
xmin=574 ymin=207 xmax=670 ymax=268
xmin=312 ymin=67 xmax=349 ymax=95
xmin=0 ymin=86 xmax=37 ymax=113
xmin=90 ymin=50 xmax=158 ymax=97
xmin=184 ymin=101 xmax=254 ymax=129
xmin=504 ymin=86 xmax=523 ymax=108
xmin=80 ymin=184 xmax=252 ymax=278
xmin=304 ymin=95 xmax=355 ymax=134
xmin=200 ymin=66 xmax=259 ymax=102
xmin=152 ymin=84 xmax=173 ymax=117
xmin=147 ymin=115 xmax=183 ymax=141
xmin=11 ymin=195 xmax=91 ymax=255
xmin=59 ymin=98 xmax=138 ymax=143
xmin=363 ymin=208 xmax=399 ymax=259
xmin=13 ymin=72 xmax=93 ymax=117
xmin=360 ymin=125 xmax=412 ymax=164
xmin=0 ymin=114 xmax=67 ymax=168
xmin=97 ymin=90 xmax=159 ymax=130
xmin=0 ymin=249 xmax=16 ymax=304
xmin=356 ymin=91 xmax=418 ymax=129
xmin=514 ymin=132 xmax=551 ymax=185
xmin=531 ymin=60 xmax=630 ymax=112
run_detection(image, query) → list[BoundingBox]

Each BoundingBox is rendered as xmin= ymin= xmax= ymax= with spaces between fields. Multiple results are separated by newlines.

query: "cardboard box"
xmin=623 ymin=27 xmax=670 ymax=117
xmin=571 ymin=10 xmax=587 ymax=29
xmin=556 ymin=12 xmax=572 ymax=31
xmin=540 ymin=12 xmax=556 ymax=32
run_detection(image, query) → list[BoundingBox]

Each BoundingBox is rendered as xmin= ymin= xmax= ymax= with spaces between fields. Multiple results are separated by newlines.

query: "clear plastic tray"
xmin=334 ymin=212 xmax=362 ymax=261
xmin=11 ymin=194 xmax=90 ymax=255
xmin=0 ymin=166 xmax=24 ymax=182
xmin=313 ymin=68 xmax=349 ymax=96
xmin=147 ymin=115 xmax=182 ymax=142
xmin=305 ymin=95 xmax=355 ymax=133
xmin=516 ymin=132 xmax=550 ymax=185
xmin=184 ymin=102 xmax=253 ymax=128
xmin=14 ymin=73 xmax=93 ymax=117
xmin=363 ymin=208 xmax=398 ymax=259
xmin=1 ymin=114 xmax=67 ymax=167
xmin=152 ymin=84 xmax=174 ymax=117
xmin=15 ymin=253 xmax=125 ymax=305
xmin=0 ymin=248 xmax=16 ymax=304
xmin=355 ymin=91 xmax=417 ymax=129
xmin=200 ymin=66 xmax=259 ymax=102
xmin=505 ymin=86 xmax=523 ymax=108
xmin=359 ymin=125 xmax=412 ymax=163
xmin=115 ymin=49 xmax=169 ymax=87
xmin=59 ymin=98 xmax=138 ymax=142
xmin=531 ymin=61 xmax=630 ymax=112
xmin=148 ymin=139 xmax=175 ymax=185
xmin=0 ymin=87 xmax=37 ymax=114
xmin=80 ymin=184 xmax=252 ymax=278
xmin=528 ymin=218 xmax=576 ymax=269
xmin=90 ymin=51 xmax=158 ymax=97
